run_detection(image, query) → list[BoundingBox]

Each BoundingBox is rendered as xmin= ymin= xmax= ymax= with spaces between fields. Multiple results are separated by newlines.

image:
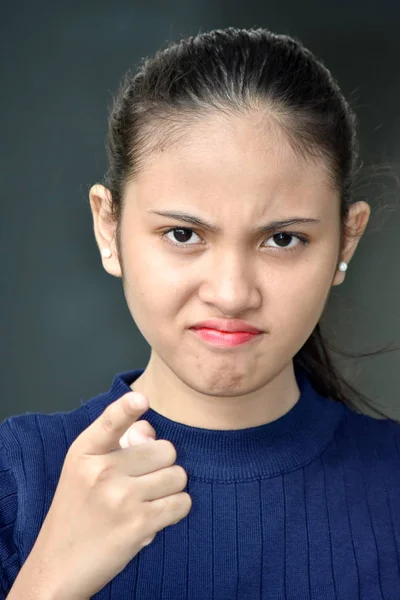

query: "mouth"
xmin=189 ymin=327 xmax=263 ymax=348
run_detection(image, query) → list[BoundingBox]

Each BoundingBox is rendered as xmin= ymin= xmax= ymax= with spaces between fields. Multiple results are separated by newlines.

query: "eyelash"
xmin=159 ymin=227 xmax=309 ymax=253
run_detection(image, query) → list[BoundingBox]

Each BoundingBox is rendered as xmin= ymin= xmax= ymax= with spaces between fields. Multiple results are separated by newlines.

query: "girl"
xmin=1 ymin=26 xmax=400 ymax=600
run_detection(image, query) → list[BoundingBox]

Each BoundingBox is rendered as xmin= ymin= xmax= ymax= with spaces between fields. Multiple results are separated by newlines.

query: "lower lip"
xmin=190 ymin=327 xmax=262 ymax=347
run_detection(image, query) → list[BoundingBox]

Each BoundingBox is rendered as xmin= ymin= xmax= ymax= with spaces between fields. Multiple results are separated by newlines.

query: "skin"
xmin=89 ymin=109 xmax=370 ymax=430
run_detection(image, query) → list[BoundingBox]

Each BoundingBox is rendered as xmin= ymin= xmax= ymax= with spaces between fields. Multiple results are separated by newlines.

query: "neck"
xmin=130 ymin=353 xmax=301 ymax=430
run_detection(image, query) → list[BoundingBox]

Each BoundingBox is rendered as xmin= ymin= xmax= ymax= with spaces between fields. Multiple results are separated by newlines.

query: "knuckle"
xmin=134 ymin=443 xmax=156 ymax=462
xmin=102 ymin=483 xmax=127 ymax=508
xmin=152 ymin=496 xmax=169 ymax=519
xmin=159 ymin=439 xmax=177 ymax=463
xmin=85 ymin=459 xmax=114 ymax=487
xmin=182 ymin=492 xmax=193 ymax=513
xmin=68 ymin=450 xmax=94 ymax=477
xmin=141 ymin=534 xmax=156 ymax=547
xmin=100 ymin=407 xmax=115 ymax=434
xmin=173 ymin=465 xmax=188 ymax=488
xmin=137 ymin=420 xmax=156 ymax=437
xmin=170 ymin=493 xmax=192 ymax=522
xmin=73 ymin=454 xmax=115 ymax=489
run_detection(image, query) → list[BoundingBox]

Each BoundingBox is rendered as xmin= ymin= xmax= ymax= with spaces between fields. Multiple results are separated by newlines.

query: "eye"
xmin=160 ymin=227 xmax=308 ymax=252
xmin=262 ymin=231 xmax=308 ymax=252
xmin=163 ymin=228 xmax=202 ymax=246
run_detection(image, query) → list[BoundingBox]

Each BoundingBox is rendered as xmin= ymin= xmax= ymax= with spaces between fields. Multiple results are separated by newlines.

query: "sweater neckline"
xmin=98 ymin=366 xmax=346 ymax=482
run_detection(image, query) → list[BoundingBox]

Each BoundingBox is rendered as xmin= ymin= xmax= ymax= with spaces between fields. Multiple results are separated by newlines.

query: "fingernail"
xmin=129 ymin=392 xmax=146 ymax=410
xmin=119 ymin=433 xmax=129 ymax=448
xmin=128 ymin=429 xmax=149 ymax=445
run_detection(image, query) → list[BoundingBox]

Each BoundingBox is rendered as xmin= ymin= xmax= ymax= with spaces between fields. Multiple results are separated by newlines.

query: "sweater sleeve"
xmin=0 ymin=431 xmax=20 ymax=598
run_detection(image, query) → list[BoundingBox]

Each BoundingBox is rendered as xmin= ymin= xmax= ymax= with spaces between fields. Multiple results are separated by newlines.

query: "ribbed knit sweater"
xmin=1 ymin=366 xmax=400 ymax=600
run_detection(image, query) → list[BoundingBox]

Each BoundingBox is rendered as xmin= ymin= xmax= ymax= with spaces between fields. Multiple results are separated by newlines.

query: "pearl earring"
xmin=101 ymin=248 xmax=112 ymax=259
xmin=338 ymin=261 xmax=347 ymax=272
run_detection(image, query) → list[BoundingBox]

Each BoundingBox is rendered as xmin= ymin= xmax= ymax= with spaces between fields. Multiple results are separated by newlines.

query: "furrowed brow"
xmin=147 ymin=209 xmax=320 ymax=234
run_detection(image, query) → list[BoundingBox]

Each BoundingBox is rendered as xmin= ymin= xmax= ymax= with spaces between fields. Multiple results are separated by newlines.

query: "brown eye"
xmin=265 ymin=232 xmax=300 ymax=249
xmin=170 ymin=229 xmax=196 ymax=243
xmin=163 ymin=228 xmax=202 ymax=246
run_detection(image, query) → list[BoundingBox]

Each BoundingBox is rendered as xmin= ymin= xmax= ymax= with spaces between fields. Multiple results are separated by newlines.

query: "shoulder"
xmin=334 ymin=404 xmax=400 ymax=465
xmin=340 ymin=405 xmax=400 ymax=438
xmin=0 ymin=389 xmax=110 ymax=460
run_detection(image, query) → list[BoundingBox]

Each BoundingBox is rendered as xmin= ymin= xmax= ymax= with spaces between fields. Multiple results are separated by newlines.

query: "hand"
xmin=19 ymin=391 xmax=192 ymax=599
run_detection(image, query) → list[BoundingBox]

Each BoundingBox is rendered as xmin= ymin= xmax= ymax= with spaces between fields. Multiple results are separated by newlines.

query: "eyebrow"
xmin=147 ymin=209 xmax=321 ymax=235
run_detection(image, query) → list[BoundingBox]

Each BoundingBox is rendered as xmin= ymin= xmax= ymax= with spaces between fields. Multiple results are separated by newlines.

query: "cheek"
xmin=126 ymin=232 xmax=187 ymax=287
xmin=273 ymin=268 xmax=333 ymax=339
xmin=121 ymin=238 xmax=190 ymax=320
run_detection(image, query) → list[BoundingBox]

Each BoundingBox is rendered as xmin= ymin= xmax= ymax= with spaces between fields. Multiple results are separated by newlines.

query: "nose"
xmin=198 ymin=251 xmax=261 ymax=314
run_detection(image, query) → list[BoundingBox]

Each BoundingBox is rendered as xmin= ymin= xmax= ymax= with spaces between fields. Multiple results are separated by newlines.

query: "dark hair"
xmin=100 ymin=26 xmax=399 ymax=420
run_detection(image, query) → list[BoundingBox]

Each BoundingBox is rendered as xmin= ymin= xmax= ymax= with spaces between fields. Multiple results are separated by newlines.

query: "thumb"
xmin=119 ymin=422 xmax=156 ymax=448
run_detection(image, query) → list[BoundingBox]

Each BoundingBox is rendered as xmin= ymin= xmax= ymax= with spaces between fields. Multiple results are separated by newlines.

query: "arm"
xmin=5 ymin=556 xmax=89 ymax=600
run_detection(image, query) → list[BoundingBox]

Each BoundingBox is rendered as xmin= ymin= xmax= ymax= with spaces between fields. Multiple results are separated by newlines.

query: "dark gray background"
xmin=1 ymin=0 xmax=399 ymax=421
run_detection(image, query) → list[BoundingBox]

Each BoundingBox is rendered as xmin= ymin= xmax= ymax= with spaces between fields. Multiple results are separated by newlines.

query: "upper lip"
xmin=191 ymin=318 xmax=263 ymax=334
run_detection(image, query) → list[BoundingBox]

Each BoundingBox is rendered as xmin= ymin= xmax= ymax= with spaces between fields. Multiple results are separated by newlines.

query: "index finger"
xmin=75 ymin=392 xmax=149 ymax=455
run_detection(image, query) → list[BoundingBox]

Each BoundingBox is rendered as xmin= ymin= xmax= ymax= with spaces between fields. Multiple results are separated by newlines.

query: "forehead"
xmin=129 ymin=110 xmax=336 ymax=214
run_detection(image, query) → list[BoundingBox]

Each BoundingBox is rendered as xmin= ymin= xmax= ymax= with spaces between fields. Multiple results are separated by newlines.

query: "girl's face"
xmin=93 ymin=110 xmax=368 ymax=397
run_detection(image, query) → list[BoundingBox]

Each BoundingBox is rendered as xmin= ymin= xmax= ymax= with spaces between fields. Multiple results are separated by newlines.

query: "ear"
xmin=89 ymin=184 xmax=122 ymax=278
xmin=332 ymin=201 xmax=371 ymax=286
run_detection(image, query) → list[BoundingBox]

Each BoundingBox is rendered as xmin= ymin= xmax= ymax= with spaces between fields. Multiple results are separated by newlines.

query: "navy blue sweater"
xmin=1 ymin=366 xmax=400 ymax=599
